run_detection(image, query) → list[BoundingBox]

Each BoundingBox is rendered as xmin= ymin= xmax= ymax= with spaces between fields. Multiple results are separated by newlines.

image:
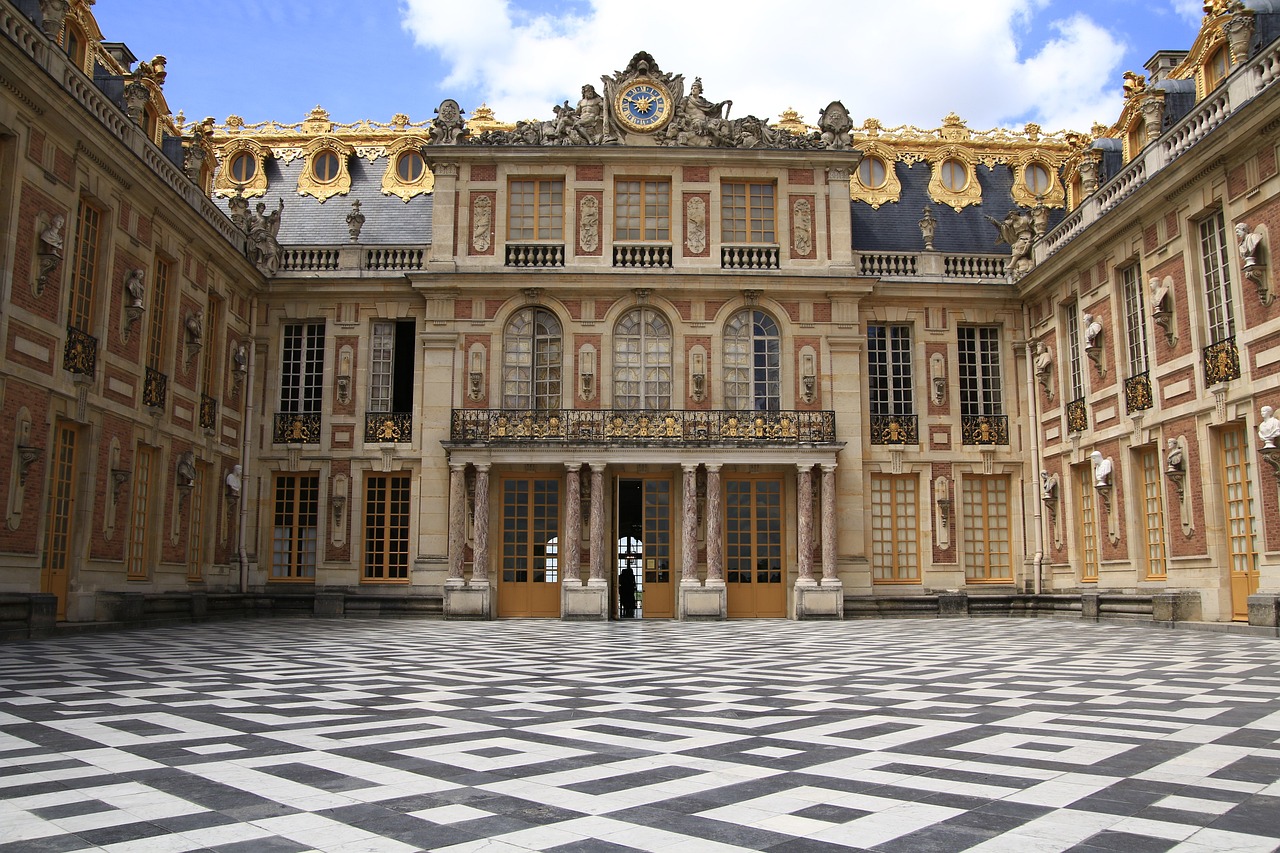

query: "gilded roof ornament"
xmin=467 ymin=104 xmax=514 ymax=135
xmin=775 ymin=108 xmax=812 ymax=135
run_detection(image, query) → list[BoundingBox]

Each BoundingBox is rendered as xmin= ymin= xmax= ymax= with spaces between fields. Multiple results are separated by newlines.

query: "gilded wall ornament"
xmin=928 ymin=146 xmax=982 ymax=211
xmin=213 ymin=138 xmax=269 ymax=199
xmin=848 ymin=140 xmax=902 ymax=208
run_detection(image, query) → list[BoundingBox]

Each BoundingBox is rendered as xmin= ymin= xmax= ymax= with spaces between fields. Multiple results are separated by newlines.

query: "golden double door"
xmin=615 ymin=478 xmax=673 ymax=619
xmin=497 ymin=477 xmax=562 ymax=617
xmin=725 ymin=477 xmax=786 ymax=618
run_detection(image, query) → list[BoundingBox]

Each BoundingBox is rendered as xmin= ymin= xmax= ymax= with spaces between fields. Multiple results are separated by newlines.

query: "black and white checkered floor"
xmin=1 ymin=618 xmax=1279 ymax=853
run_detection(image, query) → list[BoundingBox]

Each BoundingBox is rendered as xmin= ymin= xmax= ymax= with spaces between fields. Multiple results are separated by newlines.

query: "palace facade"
xmin=1 ymin=0 xmax=1279 ymax=634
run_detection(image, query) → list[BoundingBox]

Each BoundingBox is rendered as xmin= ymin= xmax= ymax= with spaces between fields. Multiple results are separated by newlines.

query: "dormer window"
xmin=228 ymin=152 xmax=257 ymax=184
xmin=1205 ymin=44 xmax=1230 ymax=90
xmin=312 ymin=151 xmax=340 ymax=184
xmin=940 ymin=159 xmax=968 ymax=192
xmin=858 ymin=156 xmax=888 ymax=190
xmin=1023 ymin=163 xmax=1050 ymax=197
xmin=396 ymin=151 xmax=425 ymax=183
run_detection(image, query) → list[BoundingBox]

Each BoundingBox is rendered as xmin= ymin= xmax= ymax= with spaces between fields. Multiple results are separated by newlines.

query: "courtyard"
xmin=0 ymin=618 xmax=1278 ymax=852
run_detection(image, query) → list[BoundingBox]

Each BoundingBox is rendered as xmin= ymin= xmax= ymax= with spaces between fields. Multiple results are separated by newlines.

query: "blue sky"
xmin=91 ymin=0 xmax=1206 ymax=133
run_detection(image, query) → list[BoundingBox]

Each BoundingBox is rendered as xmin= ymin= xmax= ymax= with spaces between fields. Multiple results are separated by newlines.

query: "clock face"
xmin=615 ymin=79 xmax=672 ymax=133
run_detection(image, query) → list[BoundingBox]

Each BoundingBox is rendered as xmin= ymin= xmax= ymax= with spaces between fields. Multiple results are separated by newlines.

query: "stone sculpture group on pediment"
xmin=428 ymin=51 xmax=852 ymax=152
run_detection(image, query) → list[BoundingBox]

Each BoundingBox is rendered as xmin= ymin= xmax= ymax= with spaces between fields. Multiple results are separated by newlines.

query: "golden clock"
xmin=614 ymin=78 xmax=673 ymax=133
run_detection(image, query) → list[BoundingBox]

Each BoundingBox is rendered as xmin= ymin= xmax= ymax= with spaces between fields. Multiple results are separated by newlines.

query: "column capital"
xmin=796 ymin=461 xmax=814 ymax=474
xmin=449 ymin=461 xmax=468 ymax=473
xmin=589 ymin=462 xmax=607 ymax=473
xmin=564 ymin=461 xmax=583 ymax=473
xmin=705 ymin=463 xmax=722 ymax=474
xmin=821 ymin=463 xmax=837 ymax=473
xmin=474 ymin=463 xmax=491 ymax=473
xmin=681 ymin=462 xmax=700 ymax=474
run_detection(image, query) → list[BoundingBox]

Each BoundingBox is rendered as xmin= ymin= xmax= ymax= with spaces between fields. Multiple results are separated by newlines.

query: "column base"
xmin=444 ymin=582 xmax=491 ymax=620
xmin=795 ymin=582 xmax=843 ymax=620
xmin=1248 ymin=593 xmax=1280 ymax=627
xmin=562 ymin=583 xmax=608 ymax=620
xmin=678 ymin=582 xmax=726 ymax=621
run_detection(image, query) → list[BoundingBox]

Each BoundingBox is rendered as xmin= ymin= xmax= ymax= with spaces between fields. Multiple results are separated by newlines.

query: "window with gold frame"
xmin=962 ymin=476 xmax=1011 ymax=581
xmin=68 ymin=198 xmax=104 ymax=333
xmin=186 ymin=463 xmax=206 ymax=581
xmin=272 ymin=474 xmax=319 ymax=580
xmin=508 ymin=179 xmax=564 ymax=241
xmin=364 ymin=474 xmax=411 ymax=582
xmin=871 ymin=474 xmax=919 ymax=583
xmin=1076 ymin=465 xmax=1100 ymax=582
xmin=721 ymin=181 xmax=775 ymax=244
xmin=1136 ymin=445 xmax=1167 ymax=580
xmin=126 ymin=446 xmax=155 ymax=580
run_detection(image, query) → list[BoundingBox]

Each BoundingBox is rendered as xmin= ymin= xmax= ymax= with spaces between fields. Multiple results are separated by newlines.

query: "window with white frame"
xmin=1200 ymin=211 xmax=1235 ymax=344
xmin=723 ymin=309 xmax=780 ymax=411
xmin=1065 ymin=304 xmax=1084 ymax=401
xmin=369 ymin=319 xmax=415 ymax=413
xmin=867 ymin=324 xmax=913 ymax=416
xmin=1121 ymin=265 xmax=1150 ymax=379
xmin=503 ymin=308 xmax=562 ymax=410
xmin=957 ymin=326 xmax=1002 ymax=416
xmin=280 ymin=322 xmax=325 ymax=415
xmin=613 ymin=308 xmax=672 ymax=409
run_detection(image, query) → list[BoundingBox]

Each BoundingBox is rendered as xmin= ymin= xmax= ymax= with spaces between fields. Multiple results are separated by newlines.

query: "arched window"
xmin=614 ymin=308 xmax=672 ymax=409
xmin=503 ymin=308 xmax=561 ymax=410
xmin=1206 ymin=44 xmax=1230 ymax=90
xmin=724 ymin=309 xmax=780 ymax=411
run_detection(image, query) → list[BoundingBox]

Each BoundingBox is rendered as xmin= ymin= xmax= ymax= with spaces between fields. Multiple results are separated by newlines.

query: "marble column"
xmin=446 ymin=462 xmax=467 ymax=585
xmin=821 ymin=463 xmax=838 ymax=582
xmin=563 ymin=463 xmax=582 ymax=584
xmin=588 ymin=463 xmax=606 ymax=585
xmin=796 ymin=463 xmax=815 ymax=584
xmin=681 ymin=463 xmax=699 ymax=584
xmin=705 ymin=463 xmax=723 ymax=583
xmin=472 ymin=464 xmax=490 ymax=583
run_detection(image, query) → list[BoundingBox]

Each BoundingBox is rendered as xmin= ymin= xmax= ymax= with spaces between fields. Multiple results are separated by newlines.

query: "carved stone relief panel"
xmin=470 ymin=192 xmax=494 ymax=255
xmin=684 ymin=193 xmax=709 ymax=257
xmin=577 ymin=192 xmax=602 ymax=256
xmin=790 ymin=196 xmax=815 ymax=259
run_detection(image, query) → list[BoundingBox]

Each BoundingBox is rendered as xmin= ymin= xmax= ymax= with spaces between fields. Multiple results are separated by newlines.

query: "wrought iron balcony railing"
xmin=960 ymin=413 xmax=1009 ymax=446
xmin=63 ymin=325 xmax=97 ymax=376
xmin=721 ymin=245 xmax=780 ymax=270
xmin=613 ymin=243 xmax=672 ymax=268
xmin=199 ymin=394 xmax=218 ymax=430
xmin=870 ymin=414 xmax=918 ymax=445
xmin=273 ymin=412 xmax=322 ymax=444
xmin=142 ymin=367 xmax=168 ymax=409
xmin=505 ymin=243 xmax=565 ymax=268
xmin=365 ymin=411 xmax=412 ymax=443
xmin=1066 ymin=397 xmax=1088 ymax=433
xmin=1124 ymin=372 xmax=1153 ymax=414
xmin=450 ymin=408 xmax=836 ymax=446
xmin=1204 ymin=337 xmax=1240 ymax=386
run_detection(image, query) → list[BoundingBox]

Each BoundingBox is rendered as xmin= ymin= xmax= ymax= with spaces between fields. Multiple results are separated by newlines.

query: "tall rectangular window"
xmin=962 ymin=476 xmax=1011 ymax=581
xmin=867 ymin=324 xmax=913 ymax=416
xmin=508 ymin=179 xmax=563 ymax=241
xmin=272 ymin=474 xmax=319 ymax=579
xmin=186 ymin=463 xmax=206 ymax=581
xmin=202 ymin=294 xmax=223 ymax=398
xmin=1077 ymin=465 xmax=1100 ymax=582
xmin=1137 ymin=446 xmax=1167 ymax=579
xmin=871 ymin=475 xmax=919 ymax=583
xmin=280 ymin=322 xmax=325 ymax=414
xmin=615 ymin=180 xmax=670 ymax=241
xmin=369 ymin=320 xmax=415 ymax=413
xmin=364 ymin=474 xmax=411 ymax=581
xmin=126 ymin=446 xmax=154 ymax=580
xmin=1201 ymin=211 xmax=1235 ymax=343
xmin=958 ymin=326 xmax=1003 ymax=416
xmin=1121 ymin=265 xmax=1149 ymax=378
xmin=1065 ymin=303 xmax=1084 ymax=400
xmin=721 ymin=182 xmax=775 ymax=243
xmin=68 ymin=199 xmax=103 ymax=331
xmin=146 ymin=258 xmax=171 ymax=371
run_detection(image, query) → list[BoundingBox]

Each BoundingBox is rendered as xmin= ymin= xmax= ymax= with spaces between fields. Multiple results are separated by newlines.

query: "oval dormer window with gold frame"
xmin=1205 ymin=44 xmax=1230 ymax=90
xmin=397 ymin=150 xmax=425 ymax=183
xmin=858 ymin=156 xmax=888 ymax=190
xmin=1024 ymin=163 xmax=1050 ymax=197
xmin=313 ymin=150 xmax=340 ymax=184
xmin=229 ymin=151 xmax=257 ymax=184
xmin=941 ymin=159 xmax=968 ymax=192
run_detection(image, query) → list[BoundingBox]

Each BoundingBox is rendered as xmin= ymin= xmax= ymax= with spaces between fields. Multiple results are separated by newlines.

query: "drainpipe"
xmin=1024 ymin=303 xmax=1045 ymax=595
xmin=237 ymin=296 xmax=258 ymax=594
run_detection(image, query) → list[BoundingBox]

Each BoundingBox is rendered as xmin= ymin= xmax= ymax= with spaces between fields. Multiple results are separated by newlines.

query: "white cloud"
xmin=400 ymin=0 xmax=1129 ymax=132
xmin=1171 ymin=0 xmax=1204 ymax=25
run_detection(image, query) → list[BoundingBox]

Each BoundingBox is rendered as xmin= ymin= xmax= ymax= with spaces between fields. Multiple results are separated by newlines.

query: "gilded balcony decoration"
xmin=960 ymin=414 xmax=1009 ymax=446
xmin=63 ymin=325 xmax=97 ymax=376
xmin=1204 ymin=337 xmax=1241 ymax=385
xmin=365 ymin=412 xmax=412 ymax=443
xmin=273 ymin=412 xmax=322 ymax=444
xmin=870 ymin=414 xmax=919 ymax=445
xmin=1124 ymin=372 xmax=1153 ymax=414
xmin=142 ymin=367 xmax=168 ymax=409
xmin=199 ymin=394 xmax=218 ymax=430
xmin=450 ymin=409 xmax=837 ymax=446
xmin=1066 ymin=397 xmax=1088 ymax=433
